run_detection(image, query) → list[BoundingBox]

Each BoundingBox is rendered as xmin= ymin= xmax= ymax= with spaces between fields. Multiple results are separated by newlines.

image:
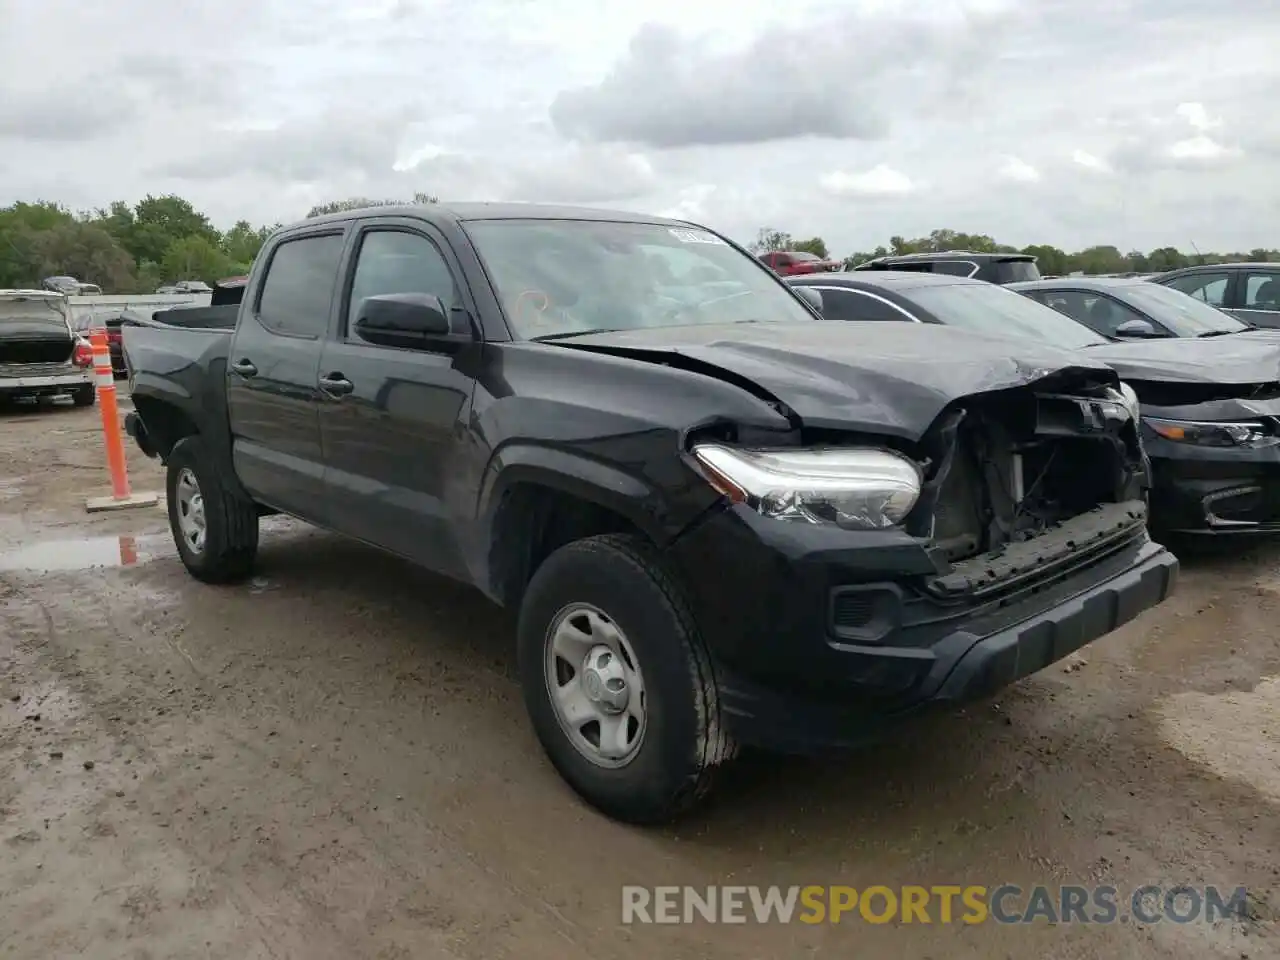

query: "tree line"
xmin=0 ymin=194 xmax=437 ymax=295
xmin=2 ymin=193 xmax=1276 ymax=295
xmin=749 ymin=227 xmax=1280 ymax=276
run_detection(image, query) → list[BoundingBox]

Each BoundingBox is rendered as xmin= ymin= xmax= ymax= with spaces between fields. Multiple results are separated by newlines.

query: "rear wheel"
xmin=71 ymin=385 xmax=96 ymax=407
xmin=166 ymin=436 xmax=259 ymax=583
xmin=517 ymin=534 xmax=735 ymax=824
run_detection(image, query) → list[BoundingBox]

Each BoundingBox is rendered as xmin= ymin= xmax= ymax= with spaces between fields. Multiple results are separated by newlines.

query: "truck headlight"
xmin=1144 ymin=417 xmax=1280 ymax=449
xmin=691 ymin=444 xmax=922 ymax=528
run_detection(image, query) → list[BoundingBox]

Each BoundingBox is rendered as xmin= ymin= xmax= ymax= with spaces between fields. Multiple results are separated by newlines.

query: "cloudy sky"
xmin=1 ymin=0 xmax=1277 ymax=256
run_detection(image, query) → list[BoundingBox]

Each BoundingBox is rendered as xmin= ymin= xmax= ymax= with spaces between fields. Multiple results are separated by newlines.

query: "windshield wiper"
xmin=530 ymin=328 xmax=623 ymax=342
xmin=1198 ymin=329 xmax=1241 ymax=338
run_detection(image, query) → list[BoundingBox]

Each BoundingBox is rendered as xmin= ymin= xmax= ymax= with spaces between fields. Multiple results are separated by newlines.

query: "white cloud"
xmin=997 ymin=155 xmax=1040 ymax=183
xmin=2 ymin=0 xmax=1280 ymax=255
xmin=820 ymin=165 xmax=917 ymax=198
xmin=1071 ymin=150 xmax=1112 ymax=173
xmin=1165 ymin=135 xmax=1237 ymax=163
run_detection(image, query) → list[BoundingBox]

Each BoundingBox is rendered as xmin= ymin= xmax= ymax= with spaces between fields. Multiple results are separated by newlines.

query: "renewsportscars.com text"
xmin=621 ymin=884 xmax=1249 ymax=925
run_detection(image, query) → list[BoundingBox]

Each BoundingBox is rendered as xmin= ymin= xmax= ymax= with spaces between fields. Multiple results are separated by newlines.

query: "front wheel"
xmin=166 ymin=436 xmax=259 ymax=583
xmin=517 ymin=534 xmax=736 ymax=824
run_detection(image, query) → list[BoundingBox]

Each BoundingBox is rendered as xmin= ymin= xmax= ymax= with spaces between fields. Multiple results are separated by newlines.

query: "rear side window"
xmin=257 ymin=234 xmax=345 ymax=337
xmin=994 ymin=260 xmax=1040 ymax=283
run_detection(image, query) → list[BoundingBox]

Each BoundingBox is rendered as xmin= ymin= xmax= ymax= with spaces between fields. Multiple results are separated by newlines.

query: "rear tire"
xmin=517 ymin=533 xmax=735 ymax=824
xmin=166 ymin=436 xmax=259 ymax=583
xmin=72 ymin=385 xmax=96 ymax=407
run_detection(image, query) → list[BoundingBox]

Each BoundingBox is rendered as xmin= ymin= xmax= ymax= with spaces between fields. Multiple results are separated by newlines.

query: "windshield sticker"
xmin=669 ymin=228 xmax=726 ymax=245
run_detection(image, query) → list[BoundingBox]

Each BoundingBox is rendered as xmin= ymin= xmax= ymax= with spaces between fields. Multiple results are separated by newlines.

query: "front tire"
xmin=166 ymin=436 xmax=259 ymax=583
xmin=517 ymin=534 xmax=735 ymax=824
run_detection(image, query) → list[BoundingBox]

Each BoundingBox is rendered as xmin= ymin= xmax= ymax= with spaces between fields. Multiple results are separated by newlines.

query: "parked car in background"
xmin=1152 ymin=262 xmax=1280 ymax=328
xmin=851 ymin=251 xmax=1041 ymax=284
xmin=122 ymin=203 xmax=1176 ymax=822
xmin=156 ymin=280 xmax=214 ymax=295
xmin=0 ymin=289 xmax=96 ymax=408
xmin=42 ymin=275 xmax=102 ymax=296
xmin=790 ymin=271 xmax=1280 ymax=535
xmin=1009 ymin=277 xmax=1254 ymax=340
xmin=756 ymin=250 xmax=843 ymax=275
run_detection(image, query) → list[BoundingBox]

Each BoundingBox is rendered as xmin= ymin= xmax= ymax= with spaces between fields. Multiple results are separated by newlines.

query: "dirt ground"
xmin=2 ymin=393 xmax=1278 ymax=960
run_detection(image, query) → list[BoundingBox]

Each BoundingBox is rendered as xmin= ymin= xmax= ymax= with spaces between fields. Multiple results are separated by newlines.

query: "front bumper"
xmin=667 ymin=504 xmax=1178 ymax=753
xmin=1147 ymin=437 xmax=1280 ymax=533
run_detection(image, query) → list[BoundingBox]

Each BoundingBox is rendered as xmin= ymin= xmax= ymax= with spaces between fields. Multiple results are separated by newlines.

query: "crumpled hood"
xmin=1086 ymin=331 xmax=1280 ymax=384
xmin=556 ymin=322 xmax=1119 ymax=439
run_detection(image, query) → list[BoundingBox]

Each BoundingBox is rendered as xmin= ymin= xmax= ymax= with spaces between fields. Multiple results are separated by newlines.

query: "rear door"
xmin=225 ymin=228 xmax=346 ymax=523
xmin=1236 ymin=268 xmax=1280 ymax=328
xmin=317 ymin=218 xmax=479 ymax=579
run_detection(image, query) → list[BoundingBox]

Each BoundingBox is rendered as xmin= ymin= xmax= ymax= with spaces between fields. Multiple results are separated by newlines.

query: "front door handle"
xmin=318 ymin=373 xmax=354 ymax=397
xmin=231 ymin=358 xmax=257 ymax=377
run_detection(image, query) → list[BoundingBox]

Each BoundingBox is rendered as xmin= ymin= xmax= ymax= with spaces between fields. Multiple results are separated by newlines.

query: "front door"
xmin=317 ymin=222 xmax=479 ymax=579
xmin=225 ymin=230 xmax=345 ymax=523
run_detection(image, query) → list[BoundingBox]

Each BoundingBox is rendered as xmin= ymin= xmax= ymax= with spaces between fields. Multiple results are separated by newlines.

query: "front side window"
xmin=902 ymin=282 xmax=1109 ymax=350
xmin=1119 ymin=283 xmax=1246 ymax=336
xmin=818 ymin=288 xmax=913 ymax=323
xmin=463 ymin=219 xmax=818 ymax=340
xmin=257 ymin=234 xmax=345 ymax=337
xmin=346 ymin=231 xmax=458 ymax=335
xmin=1164 ymin=271 xmax=1229 ymax=306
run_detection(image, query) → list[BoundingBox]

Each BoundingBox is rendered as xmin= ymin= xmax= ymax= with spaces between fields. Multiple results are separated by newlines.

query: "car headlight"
xmin=1116 ymin=382 xmax=1140 ymax=421
xmin=1143 ymin=417 xmax=1280 ymax=448
xmin=691 ymin=444 xmax=922 ymax=528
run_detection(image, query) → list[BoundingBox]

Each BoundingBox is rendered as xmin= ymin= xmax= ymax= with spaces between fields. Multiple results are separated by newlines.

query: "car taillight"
xmin=73 ymin=340 xmax=93 ymax=367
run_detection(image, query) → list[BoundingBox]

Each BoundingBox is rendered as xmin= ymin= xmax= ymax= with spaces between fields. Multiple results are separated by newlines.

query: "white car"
xmin=0 ymin=289 xmax=96 ymax=408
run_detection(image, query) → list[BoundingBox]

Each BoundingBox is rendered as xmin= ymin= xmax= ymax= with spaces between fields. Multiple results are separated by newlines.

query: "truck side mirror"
xmin=354 ymin=292 xmax=451 ymax=347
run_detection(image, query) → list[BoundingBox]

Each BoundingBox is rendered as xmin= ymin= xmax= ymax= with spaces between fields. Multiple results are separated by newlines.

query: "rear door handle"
xmin=231 ymin=358 xmax=257 ymax=377
xmin=318 ymin=373 xmax=354 ymax=397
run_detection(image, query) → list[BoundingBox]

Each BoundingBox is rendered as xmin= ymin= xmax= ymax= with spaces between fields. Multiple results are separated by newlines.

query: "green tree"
xmin=748 ymin=227 xmax=793 ymax=254
xmin=124 ymin=194 xmax=221 ymax=266
xmin=160 ymin=235 xmax=232 ymax=286
xmin=25 ymin=222 xmax=138 ymax=292
xmin=221 ymin=220 xmax=272 ymax=265
xmin=791 ymin=236 xmax=830 ymax=259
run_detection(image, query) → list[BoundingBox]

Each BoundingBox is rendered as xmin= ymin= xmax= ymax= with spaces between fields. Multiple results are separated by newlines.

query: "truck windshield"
xmin=904 ymin=281 xmax=1109 ymax=350
xmin=462 ymin=219 xmax=818 ymax=340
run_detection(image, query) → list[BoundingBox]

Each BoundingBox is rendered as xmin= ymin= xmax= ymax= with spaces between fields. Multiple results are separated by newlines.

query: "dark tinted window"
xmin=931 ymin=261 xmax=977 ymax=277
xmin=257 ymin=234 xmax=345 ymax=337
xmin=347 ymin=231 xmax=457 ymax=335
xmin=819 ymin=288 xmax=912 ymax=323
xmin=994 ymin=259 xmax=1040 ymax=283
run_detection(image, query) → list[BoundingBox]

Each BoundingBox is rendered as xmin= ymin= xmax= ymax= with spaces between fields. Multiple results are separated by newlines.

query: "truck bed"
xmin=122 ymin=321 xmax=233 ymax=437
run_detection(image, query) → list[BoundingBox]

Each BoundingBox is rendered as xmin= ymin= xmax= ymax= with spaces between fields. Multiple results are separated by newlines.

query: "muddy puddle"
xmin=0 ymin=533 xmax=171 ymax=573
xmin=0 ymin=515 xmax=310 ymax=575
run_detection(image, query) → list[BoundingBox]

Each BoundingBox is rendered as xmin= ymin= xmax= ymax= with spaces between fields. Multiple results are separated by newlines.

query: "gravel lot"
xmin=1 ymin=393 xmax=1278 ymax=959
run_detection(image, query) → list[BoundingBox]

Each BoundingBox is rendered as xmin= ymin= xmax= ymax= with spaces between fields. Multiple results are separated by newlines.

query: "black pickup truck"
xmin=123 ymin=203 xmax=1178 ymax=823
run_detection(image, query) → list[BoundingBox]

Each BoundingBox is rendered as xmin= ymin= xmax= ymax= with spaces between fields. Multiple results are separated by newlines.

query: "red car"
xmin=758 ymin=250 xmax=843 ymax=276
